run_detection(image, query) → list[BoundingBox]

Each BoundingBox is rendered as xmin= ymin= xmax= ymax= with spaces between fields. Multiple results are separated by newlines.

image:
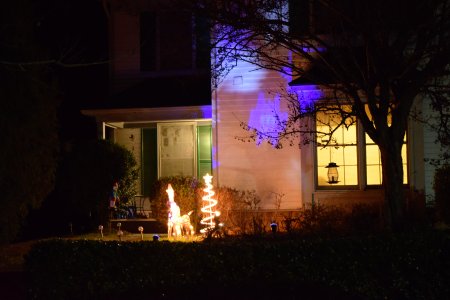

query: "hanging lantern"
xmin=325 ymin=162 xmax=339 ymax=184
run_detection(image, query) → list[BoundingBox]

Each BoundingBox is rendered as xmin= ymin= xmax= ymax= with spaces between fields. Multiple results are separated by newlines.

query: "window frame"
xmin=314 ymin=112 xmax=410 ymax=190
xmin=314 ymin=109 xmax=360 ymax=190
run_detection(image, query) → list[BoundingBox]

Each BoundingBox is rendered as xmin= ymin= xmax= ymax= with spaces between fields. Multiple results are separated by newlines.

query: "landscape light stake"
xmin=98 ymin=225 xmax=104 ymax=239
xmin=117 ymin=222 xmax=123 ymax=241
xmin=138 ymin=226 xmax=144 ymax=240
xmin=69 ymin=222 xmax=73 ymax=235
xmin=270 ymin=221 xmax=278 ymax=235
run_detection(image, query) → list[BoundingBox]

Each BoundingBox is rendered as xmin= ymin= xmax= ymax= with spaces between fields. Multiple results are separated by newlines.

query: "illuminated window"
xmin=315 ymin=107 xmax=408 ymax=188
xmin=365 ymin=133 xmax=408 ymax=185
xmin=316 ymin=107 xmax=358 ymax=186
xmin=364 ymin=105 xmax=408 ymax=185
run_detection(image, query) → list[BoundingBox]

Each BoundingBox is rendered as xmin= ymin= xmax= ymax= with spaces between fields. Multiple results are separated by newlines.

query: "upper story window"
xmin=140 ymin=11 xmax=210 ymax=72
xmin=289 ymin=0 xmax=358 ymax=36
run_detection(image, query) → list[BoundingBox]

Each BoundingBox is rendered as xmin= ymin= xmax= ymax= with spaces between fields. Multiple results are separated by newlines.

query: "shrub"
xmin=434 ymin=164 xmax=450 ymax=224
xmin=215 ymin=187 xmax=265 ymax=235
xmin=297 ymin=204 xmax=347 ymax=235
xmin=21 ymin=140 xmax=139 ymax=237
xmin=346 ymin=203 xmax=382 ymax=233
xmin=25 ymin=230 xmax=450 ymax=299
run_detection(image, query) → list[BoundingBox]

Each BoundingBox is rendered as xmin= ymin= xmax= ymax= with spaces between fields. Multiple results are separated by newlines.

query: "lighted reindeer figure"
xmin=179 ymin=211 xmax=194 ymax=236
xmin=166 ymin=184 xmax=194 ymax=238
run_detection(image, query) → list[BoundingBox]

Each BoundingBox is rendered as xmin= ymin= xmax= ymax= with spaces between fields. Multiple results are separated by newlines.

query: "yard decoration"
xmin=98 ymin=225 xmax=104 ymax=239
xmin=138 ymin=226 xmax=144 ymax=240
xmin=166 ymin=184 xmax=194 ymax=238
xmin=200 ymin=173 xmax=220 ymax=234
xmin=116 ymin=222 xmax=123 ymax=241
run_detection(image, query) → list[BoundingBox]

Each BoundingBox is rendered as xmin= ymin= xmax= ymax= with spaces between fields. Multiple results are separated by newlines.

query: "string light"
xmin=200 ymin=173 xmax=219 ymax=234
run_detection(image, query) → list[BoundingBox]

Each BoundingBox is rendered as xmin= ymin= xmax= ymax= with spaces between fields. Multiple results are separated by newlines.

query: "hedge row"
xmin=25 ymin=231 xmax=450 ymax=299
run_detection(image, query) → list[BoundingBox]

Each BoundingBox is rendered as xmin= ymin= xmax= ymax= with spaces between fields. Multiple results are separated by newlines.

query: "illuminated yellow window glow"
xmin=316 ymin=107 xmax=358 ymax=186
xmin=365 ymin=133 xmax=408 ymax=185
xmin=315 ymin=105 xmax=409 ymax=188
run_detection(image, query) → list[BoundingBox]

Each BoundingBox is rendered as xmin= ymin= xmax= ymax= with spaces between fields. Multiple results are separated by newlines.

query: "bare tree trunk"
xmin=379 ymin=140 xmax=405 ymax=231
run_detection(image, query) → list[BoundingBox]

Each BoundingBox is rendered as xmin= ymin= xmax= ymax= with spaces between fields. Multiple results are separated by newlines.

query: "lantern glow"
xmin=325 ymin=162 xmax=339 ymax=184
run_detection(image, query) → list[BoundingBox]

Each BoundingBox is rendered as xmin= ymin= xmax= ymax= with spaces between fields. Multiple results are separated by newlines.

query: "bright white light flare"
xmin=200 ymin=174 xmax=219 ymax=234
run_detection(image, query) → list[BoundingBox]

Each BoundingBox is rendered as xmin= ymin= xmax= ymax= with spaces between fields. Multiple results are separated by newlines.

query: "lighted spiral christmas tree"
xmin=200 ymin=173 xmax=219 ymax=234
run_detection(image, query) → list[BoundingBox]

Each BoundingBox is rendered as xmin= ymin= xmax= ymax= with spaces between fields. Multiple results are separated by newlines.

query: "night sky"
xmin=32 ymin=0 xmax=109 ymax=141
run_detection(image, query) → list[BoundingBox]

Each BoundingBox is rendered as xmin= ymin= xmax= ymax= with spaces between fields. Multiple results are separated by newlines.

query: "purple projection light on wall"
xmin=247 ymin=92 xmax=288 ymax=147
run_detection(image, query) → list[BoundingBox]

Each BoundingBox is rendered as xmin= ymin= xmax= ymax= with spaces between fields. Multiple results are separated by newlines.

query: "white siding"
xmin=214 ymin=58 xmax=302 ymax=209
xmin=422 ymin=98 xmax=444 ymax=205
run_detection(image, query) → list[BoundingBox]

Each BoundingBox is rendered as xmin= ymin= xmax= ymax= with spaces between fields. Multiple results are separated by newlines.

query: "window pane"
xmin=334 ymin=127 xmax=344 ymax=144
xmin=365 ymin=133 xmax=408 ymax=185
xmin=317 ymin=147 xmax=331 ymax=167
xmin=366 ymin=134 xmax=375 ymax=144
xmin=403 ymin=164 xmax=408 ymax=183
xmin=343 ymin=125 xmax=357 ymax=144
xmin=317 ymin=167 xmax=329 ymax=186
xmin=366 ymin=144 xmax=380 ymax=165
xmin=344 ymin=166 xmax=358 ymax=185
xmin=329 ymin=147 xmax=344 ymax=166
xmin=366 ymin=165 xmax=381 ymax=185
xmin=401 ymin=144 xmax=407 ymax=158
xmin=344 ymin=145 xmax=357 ymax=166
xmin=159 ymin=123 xmax=195 ymax=177
xmin=316 ymin=106 xmax=358 ymax=187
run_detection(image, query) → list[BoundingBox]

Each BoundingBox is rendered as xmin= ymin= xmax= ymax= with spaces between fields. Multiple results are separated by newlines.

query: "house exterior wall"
xmin=213 ymin=53 xmax=438 ymax=212
xmin=213 ymin=59 xmax=302 ymax=210
xmin=110 ymin=11 xmax=140 ymax=93
xmin=422 ymin=97 xmax=445 ymax=204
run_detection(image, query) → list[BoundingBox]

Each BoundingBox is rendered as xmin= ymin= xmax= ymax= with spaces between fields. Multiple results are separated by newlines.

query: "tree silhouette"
xmin=192 ymin=0 xmax=450 ymax=230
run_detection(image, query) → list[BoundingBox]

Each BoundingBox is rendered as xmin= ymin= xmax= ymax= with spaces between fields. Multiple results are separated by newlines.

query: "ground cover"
xmin=23 ymin=229 xmax=450 ymax=300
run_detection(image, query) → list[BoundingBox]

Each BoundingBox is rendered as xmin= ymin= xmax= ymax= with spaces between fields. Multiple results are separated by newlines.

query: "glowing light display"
xmin=166 ymin=184 xmax=194 ymax=238
xmin=200 ymin=173 xmax=219 ymax=234
xmin=167 ymin=184 xmax=181 ymax=237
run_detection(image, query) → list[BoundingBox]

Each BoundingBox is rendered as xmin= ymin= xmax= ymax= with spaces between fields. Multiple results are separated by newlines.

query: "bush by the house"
xmin=215 ymin=186 xmax=268 ymax=235
xmin=21 ymin=140 xmax=139 ymax=237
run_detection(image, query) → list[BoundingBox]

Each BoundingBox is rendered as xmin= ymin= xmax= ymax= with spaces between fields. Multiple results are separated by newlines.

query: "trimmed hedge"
xmin=25 ymin=231 xmax=450 ymax=299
